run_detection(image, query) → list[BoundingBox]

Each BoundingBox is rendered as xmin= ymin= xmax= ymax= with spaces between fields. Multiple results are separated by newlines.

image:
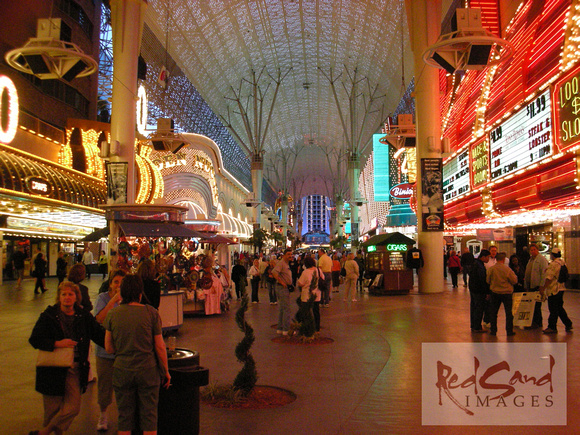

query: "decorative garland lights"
xmin=562 ymin=0 xmax=580 ymax=72
xmin=446 ymin=208 xmax=580 ymax=236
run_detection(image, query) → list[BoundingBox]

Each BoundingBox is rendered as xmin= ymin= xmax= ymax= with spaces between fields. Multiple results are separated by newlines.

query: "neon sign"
xmin=387 ymin=243 xmax=407 ymax=252
xmin=554 ymin=66 xmax=580 ymax=149
xmin=367 ymin=245 xmax=377 ymax=252
xmin=0 ymin=76 xmax=19 ymax=144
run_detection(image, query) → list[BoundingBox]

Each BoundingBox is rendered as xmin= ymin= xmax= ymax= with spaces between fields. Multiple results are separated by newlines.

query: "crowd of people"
xmin=29 ymin=268 xmax=170 ymax=435
xmin=23 ymin=239 xmax=574 ymax=433
xmin=25 ymin=246 xmax=364 ymax=434
xmin=466 ymin=243 xmax=573 ymax=337
xmin=229 ymin=248 xmax=366 ymax=335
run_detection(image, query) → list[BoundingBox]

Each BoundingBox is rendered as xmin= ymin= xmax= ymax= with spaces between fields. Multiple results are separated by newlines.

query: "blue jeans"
xmin=322 ymin=272 xmax=331 ymax=304
xmin=275 ymin=284 xmax=291 ymax=331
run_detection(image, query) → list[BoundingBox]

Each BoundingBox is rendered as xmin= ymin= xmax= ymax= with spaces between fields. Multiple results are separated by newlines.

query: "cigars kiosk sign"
xmin=422 ymin=343 xmax=566 ymax=425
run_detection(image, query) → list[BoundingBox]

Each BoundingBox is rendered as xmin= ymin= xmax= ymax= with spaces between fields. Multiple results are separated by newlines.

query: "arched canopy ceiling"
xmin=144 ymin=0 xmax=415 ymax=201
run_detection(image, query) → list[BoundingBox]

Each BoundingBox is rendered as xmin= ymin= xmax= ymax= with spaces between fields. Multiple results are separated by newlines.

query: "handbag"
xmin=36 ymin=347 xmax=74 ymax=367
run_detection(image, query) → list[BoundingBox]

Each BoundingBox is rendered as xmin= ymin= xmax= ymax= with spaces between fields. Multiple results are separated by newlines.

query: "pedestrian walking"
xmin=540 ymin=248 xmax=573 ymax=334
xmin=486 ymin=252 xmax=518 ymax=336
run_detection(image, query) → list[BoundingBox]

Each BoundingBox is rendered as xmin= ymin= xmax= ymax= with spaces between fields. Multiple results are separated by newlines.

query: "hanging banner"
xmin=106 ymin=162 xmax=128 ymax=205
xmin=421 ymin=158 xmax=444 ymax=231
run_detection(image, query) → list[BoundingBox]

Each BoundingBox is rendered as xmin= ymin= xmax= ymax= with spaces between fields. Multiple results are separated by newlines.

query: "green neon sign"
xmin=387 ymin=243 xmax=407 ymax=252
xmin=367 ymin=245 xmax=377 ymax=252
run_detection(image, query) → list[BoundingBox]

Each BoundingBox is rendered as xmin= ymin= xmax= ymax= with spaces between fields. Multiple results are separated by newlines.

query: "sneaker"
xmin=566 ymin=325 xmax=573 ymax=332
xmin=543 ymin=328 xmax=557 ymax=334
xmin=96 ymin=414 xmax=108 ymax=431
xmin=506 ymin=331 xmax=516 ymax=336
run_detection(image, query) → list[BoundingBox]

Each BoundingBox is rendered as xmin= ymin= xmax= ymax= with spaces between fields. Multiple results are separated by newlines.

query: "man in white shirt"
xmin=484 ymin=245 xmax=498 ymax=269
xmin=82 ymin=247 xmax=94 ymax=279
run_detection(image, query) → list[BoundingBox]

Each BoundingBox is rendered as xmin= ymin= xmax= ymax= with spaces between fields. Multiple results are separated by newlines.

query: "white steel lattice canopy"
xmin=144 ymin=0 xmax=414 ymax=198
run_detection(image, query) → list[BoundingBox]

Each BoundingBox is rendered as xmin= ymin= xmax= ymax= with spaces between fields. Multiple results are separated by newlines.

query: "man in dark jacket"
xmin=460 ymin=247 xmax=475 ymax=287
xmin=231 ymin=260 xmax=247 ymax=300
xmin=469 ymin=249 xmax=491 ymax=332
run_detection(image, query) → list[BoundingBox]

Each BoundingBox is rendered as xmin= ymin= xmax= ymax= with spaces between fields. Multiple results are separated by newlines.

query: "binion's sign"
xmin=389 ymin=183 xmax=414 ymax=199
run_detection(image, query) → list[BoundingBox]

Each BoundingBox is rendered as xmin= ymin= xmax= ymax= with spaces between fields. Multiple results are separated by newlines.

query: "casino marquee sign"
xmin=390 ymin=183 xmax=414 ymax=199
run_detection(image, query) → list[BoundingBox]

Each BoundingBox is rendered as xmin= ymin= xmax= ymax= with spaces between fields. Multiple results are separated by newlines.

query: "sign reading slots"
xmin=489 ymin=88 xmax=553 ymax=182
xmin=443 ymin=149 xmax=470 ymax=201
xmin=554 ymin=65 xmax=580 ymax=149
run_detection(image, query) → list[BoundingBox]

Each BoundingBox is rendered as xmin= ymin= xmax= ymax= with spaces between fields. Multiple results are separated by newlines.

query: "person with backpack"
xmin=539 ymin=248 xmax=573 ymax=334
xmin=296 ymin=256 xmax=324 ymax=332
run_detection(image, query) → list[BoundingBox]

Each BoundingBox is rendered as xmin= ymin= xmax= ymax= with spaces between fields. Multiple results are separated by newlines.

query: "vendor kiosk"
xmin=362 ymin=232 xmax=415 ymax=295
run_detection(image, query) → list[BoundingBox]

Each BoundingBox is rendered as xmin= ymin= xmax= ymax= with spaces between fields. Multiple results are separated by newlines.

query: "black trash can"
xmin=158 ymin=348 xmax=210 ymax=435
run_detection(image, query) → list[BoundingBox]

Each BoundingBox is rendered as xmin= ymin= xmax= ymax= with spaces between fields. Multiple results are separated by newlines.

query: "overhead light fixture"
xmin=4 ymin=19 xmax=98 ymax=81
xmin=422 ymin=8 xmax=512 ymax=74
xmin=380 ymin=114 xmax=416 ymax=149
xmin=149 ymin=118 xmax=188 ymax=153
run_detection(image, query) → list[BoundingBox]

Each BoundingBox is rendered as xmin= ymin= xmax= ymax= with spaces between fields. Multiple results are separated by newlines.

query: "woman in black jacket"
xmin=33 ymin=252 xmax=47 ymax=294
xmin=28 ymin=281 xmax=105 ymax=435
xmin=137 ymin=258 xmax=161 ymax=309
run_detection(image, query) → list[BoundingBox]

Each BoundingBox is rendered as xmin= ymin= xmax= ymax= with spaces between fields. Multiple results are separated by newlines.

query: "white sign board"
xmin=489 ymin=89 xmax=553 ymax=181
xmin=443 ymin=149 xmax=470 ymax=201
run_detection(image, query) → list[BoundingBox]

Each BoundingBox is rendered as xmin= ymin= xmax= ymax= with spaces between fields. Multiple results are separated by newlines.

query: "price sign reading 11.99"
xmin=488 ymin=88 xmax=552 ymax=182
